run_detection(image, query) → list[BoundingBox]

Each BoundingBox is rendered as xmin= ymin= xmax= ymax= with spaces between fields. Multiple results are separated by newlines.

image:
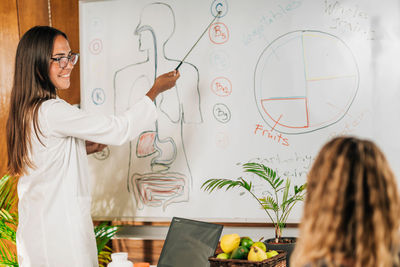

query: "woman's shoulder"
xmin=40 ymin=97 xmax=75 ymax=114
xmin=39 ymin=98 xmax=79 ymax=125
xmin=41 ymin=97 xmax=67 ymax=107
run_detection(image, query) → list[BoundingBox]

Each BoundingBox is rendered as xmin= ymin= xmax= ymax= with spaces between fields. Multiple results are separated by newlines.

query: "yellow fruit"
xmin=220 ymin=233 xmax=240 ymax=253
xmin=248 ymin=246 xmax=268 ymax=262
xmin=251 ymin=241 xmax=267 ymax=252
xmin=266 ymin=250 xmax=279 ymax=258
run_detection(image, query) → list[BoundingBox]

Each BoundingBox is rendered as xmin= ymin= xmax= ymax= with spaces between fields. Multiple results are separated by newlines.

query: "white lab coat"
xmin=16 ymin=96 xmax=157 ymax=267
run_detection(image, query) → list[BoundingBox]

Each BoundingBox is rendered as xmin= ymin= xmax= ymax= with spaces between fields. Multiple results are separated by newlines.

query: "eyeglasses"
xmin=51 ymin=53 xmax=79 ymax=69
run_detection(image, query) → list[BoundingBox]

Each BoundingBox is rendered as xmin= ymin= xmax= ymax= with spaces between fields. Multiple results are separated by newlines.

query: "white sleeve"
xmin=43 ymin=97 xmax=157 ymax=146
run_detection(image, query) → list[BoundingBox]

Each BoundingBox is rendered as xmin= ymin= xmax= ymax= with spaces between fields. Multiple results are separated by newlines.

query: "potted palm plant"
xmin=202 ymin=162 xmax=306 ymax=266
xmin=95 ymin=221 xmax=121 ymax=267
xmin=0 ymin=174 xmax=120 ymax=267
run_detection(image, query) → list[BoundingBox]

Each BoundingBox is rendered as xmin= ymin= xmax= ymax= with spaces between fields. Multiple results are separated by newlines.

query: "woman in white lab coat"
xmin=6 ymin=26 xmax=179 ymax=267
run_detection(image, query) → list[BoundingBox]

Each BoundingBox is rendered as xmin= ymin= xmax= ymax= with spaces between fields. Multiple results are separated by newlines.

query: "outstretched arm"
xmin=146 ymin=70 xmax=180 ymax=101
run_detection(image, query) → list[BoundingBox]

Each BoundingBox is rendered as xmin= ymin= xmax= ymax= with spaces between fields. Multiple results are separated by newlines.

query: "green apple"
xmin=251 ymin=241 xmax=267 ymax=252
xmin=240 ymin=237 xmax=254 ymax=248
xmin=216 ymin=253 xmax=230 ymax=259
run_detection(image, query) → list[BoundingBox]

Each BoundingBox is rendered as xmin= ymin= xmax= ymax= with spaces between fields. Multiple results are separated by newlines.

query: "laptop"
xmin=157 ymin=217 xmax=223 ymax=267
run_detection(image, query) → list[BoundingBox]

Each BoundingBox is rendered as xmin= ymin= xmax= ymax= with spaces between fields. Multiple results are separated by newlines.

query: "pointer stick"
xmin=175 ymin=11 xmax=221 ymax=70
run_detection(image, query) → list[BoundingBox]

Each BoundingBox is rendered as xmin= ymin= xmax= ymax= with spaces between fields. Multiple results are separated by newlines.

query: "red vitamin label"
xmin=211 ymin=77 xmax=232 ymax=97
xmin=209 ymin=22 xmax=229 ymax=44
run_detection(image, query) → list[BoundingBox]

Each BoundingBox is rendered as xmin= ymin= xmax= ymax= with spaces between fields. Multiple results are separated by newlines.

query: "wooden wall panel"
xmin=17 ymin=0 xmax=49 ymax=37
xmin=51 ymin=0 xmax=81 ymax=105
xmin=0 ymin=95 xmax=10 ymax=176
xmin=0 ymin=0 xmax=20 ymax=176
xmin=0 ymin=0 xmax=19 ymax=96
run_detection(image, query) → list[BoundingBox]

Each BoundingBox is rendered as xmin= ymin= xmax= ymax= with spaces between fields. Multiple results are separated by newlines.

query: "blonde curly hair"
xmin=291 ymin=136 xmax=400 ymax=267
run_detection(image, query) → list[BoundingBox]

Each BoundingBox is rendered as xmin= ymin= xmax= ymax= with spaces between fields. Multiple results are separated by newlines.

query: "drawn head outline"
xmin=134 ymin=2 xmax=176 ymax=51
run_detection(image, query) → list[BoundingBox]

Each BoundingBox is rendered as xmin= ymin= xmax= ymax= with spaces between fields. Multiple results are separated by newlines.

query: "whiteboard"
xmin=79 ymin=0 xmax=400 ymax=223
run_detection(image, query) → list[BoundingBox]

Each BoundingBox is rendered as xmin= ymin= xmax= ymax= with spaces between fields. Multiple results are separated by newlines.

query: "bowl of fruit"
xmin=208 ymin=234 xmax=287 ymax=267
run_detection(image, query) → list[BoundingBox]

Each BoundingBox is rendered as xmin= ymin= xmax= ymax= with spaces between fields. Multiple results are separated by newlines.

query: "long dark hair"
xmin=6 ymin=26 xmax=67 ymax=176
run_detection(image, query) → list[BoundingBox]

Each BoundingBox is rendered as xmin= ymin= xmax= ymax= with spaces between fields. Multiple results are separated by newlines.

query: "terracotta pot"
xmin=264 ymin=237 xmax=296 ymax=267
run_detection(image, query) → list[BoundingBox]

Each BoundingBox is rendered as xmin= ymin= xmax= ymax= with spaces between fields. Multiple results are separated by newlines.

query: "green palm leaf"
xmin=94 ymin=222 xmax=120 ymax=254
xmin=98 ymin=245 xmax=112 ymax=267
xmin=259 ymin=196 xmax=279 ymax=211
xmin=0 ymin=175 xmax=18 ymax=266
xmin=0 ymin=176 xmax=17 ymax=212
xmin=242 ymin=163 xmax=282 ymax=190
xmin=281 ymin=179 xmax=290 ymax=211
xmin=201 ymin=178 xmax=252 ymax=193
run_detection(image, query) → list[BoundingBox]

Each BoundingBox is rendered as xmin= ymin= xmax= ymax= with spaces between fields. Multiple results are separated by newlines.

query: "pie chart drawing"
xmin=254 ymin=30 xmax=359 ymax=134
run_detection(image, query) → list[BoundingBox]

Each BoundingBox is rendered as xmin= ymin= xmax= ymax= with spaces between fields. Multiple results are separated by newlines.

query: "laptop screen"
xmin=157 ymin=217 xmax=223 ymax=267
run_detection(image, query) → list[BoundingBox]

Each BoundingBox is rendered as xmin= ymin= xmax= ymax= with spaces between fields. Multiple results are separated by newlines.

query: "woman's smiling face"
xmin=49 ymin=35 xmax=73 ymax=90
